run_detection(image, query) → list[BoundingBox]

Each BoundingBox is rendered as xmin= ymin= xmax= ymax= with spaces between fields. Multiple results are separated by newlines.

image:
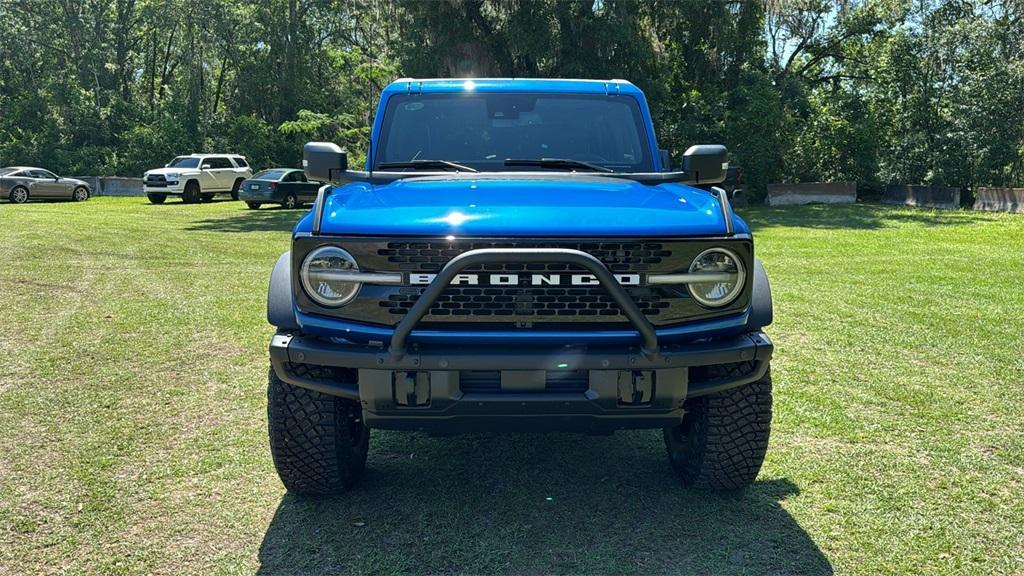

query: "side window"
xmin=284 ymin=171 xmax=305 ymax=183
xmin=232 ymin=157 xmax=248 ymax=168
xmin=31 ymin=169 xmax=56 ymax=179
xmin=207 ymin=157 xmax=232 ymax=169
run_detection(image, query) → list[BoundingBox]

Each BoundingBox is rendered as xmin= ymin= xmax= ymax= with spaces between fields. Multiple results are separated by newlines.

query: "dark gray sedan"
xmin=1 ymin=167 xmax=91 ymax=204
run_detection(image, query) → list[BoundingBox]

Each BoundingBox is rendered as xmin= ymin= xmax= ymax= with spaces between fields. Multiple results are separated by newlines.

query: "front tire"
xmin=9 ymin=186 xmax=29 ymax=204
xmin=182 ymin=181 xmax=200 ymax=204
xmin=267 ymin=367 xmax=369 ymax=495
xmin=147 ymin=193 xmax=167 ymax=204
xmin=664 ymin=366 xmax=772 ymax=490
xmin=72 ymin=186 xmax=89 ymax=202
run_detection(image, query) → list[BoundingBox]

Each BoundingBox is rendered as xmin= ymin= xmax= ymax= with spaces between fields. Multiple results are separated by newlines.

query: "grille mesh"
xmin=382 ymin=286 xmax=672 ymax=317
xmin=380 ymin=241 xmax=671 ymax=272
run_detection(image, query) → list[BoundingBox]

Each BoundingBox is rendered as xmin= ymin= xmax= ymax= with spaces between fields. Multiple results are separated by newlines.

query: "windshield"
xmin=375 ymin=93 xmax=653 ymax=172
xmin=253 ymin=169 xmax=288 ymax=181
xmin=167 ymin=157 xmax=200 ymax=169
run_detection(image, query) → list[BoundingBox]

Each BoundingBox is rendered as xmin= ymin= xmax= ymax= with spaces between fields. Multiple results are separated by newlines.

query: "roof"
xmin=175 ymin=153 xmax=247 ymax=158
xmin=382 ymin=78 xmax=644 ymax=96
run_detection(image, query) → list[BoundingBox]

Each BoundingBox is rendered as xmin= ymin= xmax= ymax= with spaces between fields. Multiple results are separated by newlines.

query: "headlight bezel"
xmin=686 ymin=247 xmax=746 ymax=308
xmin=299 ymin=245 xmax=362 ymax=307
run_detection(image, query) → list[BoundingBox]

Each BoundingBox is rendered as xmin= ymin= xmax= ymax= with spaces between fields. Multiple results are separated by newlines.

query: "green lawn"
xmin=1 ymin=198 xmax=1022 ymax=575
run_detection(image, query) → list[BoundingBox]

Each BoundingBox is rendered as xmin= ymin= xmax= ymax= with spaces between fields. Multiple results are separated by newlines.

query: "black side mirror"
xmin=303 ymin=142 xmax=349 ymax=183
xmin=681 ymin=144 xmax=728 ymax=184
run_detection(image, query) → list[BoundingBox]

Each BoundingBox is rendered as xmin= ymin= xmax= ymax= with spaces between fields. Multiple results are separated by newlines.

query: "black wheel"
xmin=182 ymin=181 xmax=200 ymax=204
xmin=282 ymin=193 xmax=298 ymax=209
xmin=147 ymin=193 xmax=167 ymax=204
xmin=246 ymin=201 xmax=261 ymax=210
xmin=71 ymin=186 xmax=89 ymax=202
xmin=201 ymin=193 xmax=215 ymax=203
xmin=267 ymin=366 xmax=369 ymax=495
xmin=9 ymin=186 xmax=29 ymax=204
xmin=664 ymin=365 xmax=772 ymax=490
xmin=231 ymin=179 xmax=243 ymax=201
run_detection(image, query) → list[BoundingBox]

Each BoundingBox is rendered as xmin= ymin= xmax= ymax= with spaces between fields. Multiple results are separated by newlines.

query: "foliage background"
xmin=1 ymin=0 xmax=1023 ymax=201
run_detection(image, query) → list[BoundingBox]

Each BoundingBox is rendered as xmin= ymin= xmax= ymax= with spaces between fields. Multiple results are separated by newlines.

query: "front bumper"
xmin=143 ymin=183 xmax=184 ymax=194
xmin=269 ymin=331 xmax=772 ymax=433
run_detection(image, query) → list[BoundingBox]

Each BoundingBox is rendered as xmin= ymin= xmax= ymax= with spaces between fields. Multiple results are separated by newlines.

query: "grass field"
xmin=1 ymin=197 xmax=1022 ymax=575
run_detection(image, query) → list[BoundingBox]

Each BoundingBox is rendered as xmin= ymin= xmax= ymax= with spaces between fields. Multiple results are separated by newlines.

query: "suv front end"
xmin=264 ymin=79 xmax=774 ymax=495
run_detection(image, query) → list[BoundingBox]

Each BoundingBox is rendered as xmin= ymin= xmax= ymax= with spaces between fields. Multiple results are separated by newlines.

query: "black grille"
xmin=377 ymin=241 xmax=678 ymax=320
xmin=459 ymin=370 xmax=589 ymax=393
xmin=145 ymin=174 xmax=168 ymax=187
xmin=380 ymin=241 xmax=671 ymax=272
xmin=382 ymin=286 xmax=673 ymax=317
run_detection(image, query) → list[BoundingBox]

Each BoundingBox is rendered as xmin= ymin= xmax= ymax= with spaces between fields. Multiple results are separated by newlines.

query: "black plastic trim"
xmin=269 ymin=330 xmax=772 ymax=402
xmin=267 ymin=251 xmax=299 ymax=330
xmin=747 ymin=259 xmax=773 ymax=331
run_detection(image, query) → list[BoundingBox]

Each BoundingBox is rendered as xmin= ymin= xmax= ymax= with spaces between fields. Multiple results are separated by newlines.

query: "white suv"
xmin=143 ymin=154 xmax=253 ymax=204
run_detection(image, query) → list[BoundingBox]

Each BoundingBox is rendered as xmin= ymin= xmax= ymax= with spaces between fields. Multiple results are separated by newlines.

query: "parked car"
xmin=238 ymin=168 xmax=323 ymax=209
xmin=263 ymin=79 xmax=774 ymax=495
xmin=1 ymin=167 xmax=90 ymax=204
xmin=142 ymin=154 xmax=252 ymax=204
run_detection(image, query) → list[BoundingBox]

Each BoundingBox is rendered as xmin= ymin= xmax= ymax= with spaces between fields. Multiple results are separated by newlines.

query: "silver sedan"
xmin=1 ymin=167 xmax=91 ymax=204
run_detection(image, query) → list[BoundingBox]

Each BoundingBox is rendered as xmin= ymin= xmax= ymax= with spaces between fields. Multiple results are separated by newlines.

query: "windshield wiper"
xmin=503 ymin=158 xmax=613 ymax=173
xmin=377 ymin=159 xmax=478 ymax=172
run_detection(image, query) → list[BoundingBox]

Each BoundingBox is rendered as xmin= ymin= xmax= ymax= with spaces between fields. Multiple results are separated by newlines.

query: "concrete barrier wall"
xmin=882 ymin=185 xmax=960 ymax=209
xmin=75 ymin=176 xmax=144 ymax=197
xmin=973 ymin=187 xmax=1024 ymax=213
xmin=766 ymin=182 xmax=856 ymax=206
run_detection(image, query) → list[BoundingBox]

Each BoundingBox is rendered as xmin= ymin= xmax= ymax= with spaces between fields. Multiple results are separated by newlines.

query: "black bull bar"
xmin=387 ymin=247 xmax=660 ymax=360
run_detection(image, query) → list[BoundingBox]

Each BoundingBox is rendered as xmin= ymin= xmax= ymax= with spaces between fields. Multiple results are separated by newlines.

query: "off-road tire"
xmin=282 ymin=193 xmax=298 ymax=209
xmin=182 ymin=181 xmax=200 ymax=204
xmin=147 ymin=193 xmax=167 ymax=204
xmin=9 ymin=186 xmax=29 ymax=204
xmin=246 ymin=201 xmax=261 ymax=210
xmin=267 ymin=367 xmax=369 ymax=495
xmin=230 ymin=178 xmax=243 ymax=201
xmin=663 ymin=366 xmax=772 ymax=490
xmin=72 ymin=186 xmax=89 ymax=202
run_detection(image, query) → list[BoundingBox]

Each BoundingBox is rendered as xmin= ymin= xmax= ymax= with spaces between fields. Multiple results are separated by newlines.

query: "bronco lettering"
xmin=407 ymin=273 xmax=642 ymax=286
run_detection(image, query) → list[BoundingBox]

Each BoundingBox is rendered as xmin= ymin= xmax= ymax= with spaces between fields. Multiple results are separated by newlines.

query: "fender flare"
xmin=747 ymin=258 xmax=773 ymax=331
xmin=267 ymin=251 xmax=300 ymax=330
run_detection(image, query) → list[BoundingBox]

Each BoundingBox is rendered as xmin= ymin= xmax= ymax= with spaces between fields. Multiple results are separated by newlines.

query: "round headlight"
xmin=300 ymin=246 xmax=361 ymax=307
xmin=687 ymin=248 xmax=745 ymax=307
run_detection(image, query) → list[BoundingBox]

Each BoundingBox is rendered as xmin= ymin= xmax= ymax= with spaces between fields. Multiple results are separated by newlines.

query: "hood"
xmin=316 ymin=174 xmax=739 ymax=237
xmin=145 ymin=167 xmax=199 ymax=177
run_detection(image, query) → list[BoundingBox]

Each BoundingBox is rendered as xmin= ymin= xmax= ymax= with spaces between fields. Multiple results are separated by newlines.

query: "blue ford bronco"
xmin=266 ymin=79 xmax=773 ymax=494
